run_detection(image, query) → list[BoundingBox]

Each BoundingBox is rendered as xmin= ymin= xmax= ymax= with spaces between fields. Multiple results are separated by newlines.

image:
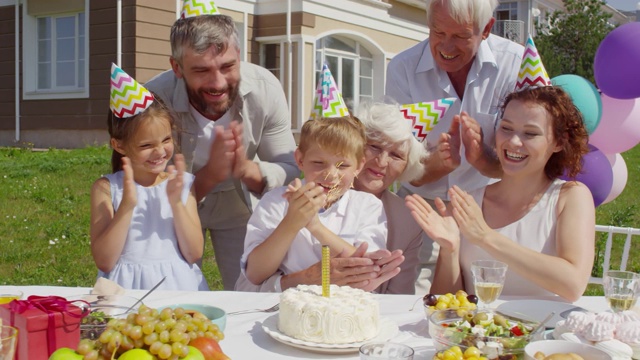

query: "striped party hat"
xmin=401 ymin=98 xmax=456 ymax=142
xmin=515 ymin=35 xmax=551 ymax=91
xmin=110 ymin=63 xmax=154 ymax=119
xmin=180 ymin=0 xmax=221 ymax=19
xmin=309 ymin=63 xmax=350 ymax=120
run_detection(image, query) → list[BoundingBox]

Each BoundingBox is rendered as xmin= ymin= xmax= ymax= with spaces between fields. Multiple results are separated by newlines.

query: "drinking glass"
xmin=0 ymin=326 xmax=18 ymax=360
xmin=603 ymin=270 xmax=639 ymax=312
xmin=471 ymin=260 xmax=508 ymax=309
xmin=0 ymin=287 xmax=23 ymax=305
xmin=359 ymin=342 xmax=414 ymax=360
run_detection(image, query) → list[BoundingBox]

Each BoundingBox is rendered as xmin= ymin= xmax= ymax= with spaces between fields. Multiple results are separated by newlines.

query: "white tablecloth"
xmin=4 ymin=286 xmax=613 ymax=359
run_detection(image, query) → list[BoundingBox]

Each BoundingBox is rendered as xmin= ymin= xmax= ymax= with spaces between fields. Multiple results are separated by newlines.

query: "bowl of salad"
xmin=68 ymin=294 xmax=142 ymax=340
xmin=428 ymin=309 xmax=545 ymax=359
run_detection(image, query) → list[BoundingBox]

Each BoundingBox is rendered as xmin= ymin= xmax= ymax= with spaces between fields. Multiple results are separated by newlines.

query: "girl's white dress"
xmin=97 ymin=171 xmax=209 ymax=290
xmin=460 ymin=178 xmax=565 ymax=297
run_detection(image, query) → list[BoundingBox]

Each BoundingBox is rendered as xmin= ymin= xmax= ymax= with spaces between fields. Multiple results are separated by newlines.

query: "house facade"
xmin=491 ymin=0 xmax=631 ymax=44
xmin=0 ymin=0 xmax=630 ymax=148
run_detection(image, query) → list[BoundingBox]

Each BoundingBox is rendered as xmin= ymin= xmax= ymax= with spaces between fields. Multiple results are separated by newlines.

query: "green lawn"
xmin=0 ymin=146 xmax=222 ymax=290
xmin=1 ymin=145 xmax=638 ymax=294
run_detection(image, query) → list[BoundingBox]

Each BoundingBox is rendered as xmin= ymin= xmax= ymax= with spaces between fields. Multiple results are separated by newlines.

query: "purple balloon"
xmin=594 ymin=22 xmax=640 ymax=99
xmin=561 ymin=145 xmax=613 ymax=207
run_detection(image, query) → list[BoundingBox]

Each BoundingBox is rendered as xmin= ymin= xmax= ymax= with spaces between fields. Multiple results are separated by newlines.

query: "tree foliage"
xmin=534 ymin=0 xmax=614 ymax=84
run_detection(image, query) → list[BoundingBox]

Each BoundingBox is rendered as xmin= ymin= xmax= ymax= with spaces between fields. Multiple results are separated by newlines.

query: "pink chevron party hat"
xmin=401 ymin=98 xmax=456 ymax=142
xmin=309 ymin=63 xmax=350 ymax=120
xmin=515 ymin=35 xmax=552 ymax=91
xmin=180 ymin=0 xmax=221 ymax=19
xmin=110 ymin=63 xmax=155 ymax=119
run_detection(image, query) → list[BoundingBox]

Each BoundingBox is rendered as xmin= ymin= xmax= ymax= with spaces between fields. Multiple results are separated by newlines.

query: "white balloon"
xmin=602 ymin=153 xmax=628 ymax=204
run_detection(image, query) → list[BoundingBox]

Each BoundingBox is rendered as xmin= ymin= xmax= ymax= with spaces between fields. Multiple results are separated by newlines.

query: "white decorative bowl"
xmin=524 ymin=340 xmax=612 ymax=360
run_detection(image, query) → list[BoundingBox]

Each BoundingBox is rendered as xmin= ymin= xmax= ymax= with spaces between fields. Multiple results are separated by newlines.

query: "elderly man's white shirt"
xmin=240 ymin=186 xmax=388 ymax=276
xmin=386 ymin=34 xmax=524 ymax=200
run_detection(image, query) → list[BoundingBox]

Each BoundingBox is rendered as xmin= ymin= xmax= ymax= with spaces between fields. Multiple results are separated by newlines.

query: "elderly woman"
xmin=353 ymin=102 xmax=428 ymax=293
xmin=235 ymin=101 xmax=429 ymax=294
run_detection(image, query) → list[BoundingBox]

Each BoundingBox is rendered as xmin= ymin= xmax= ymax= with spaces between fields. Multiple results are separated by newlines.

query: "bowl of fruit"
xmin=428 ymin=309 xmax=544 ymax=360
xmin=433 ymin=345 xmax=488 ymax=360
xmin=423 ymin=290 xmax=479 ymax=318
xmin=74 ymin=304 xmax=226 ymax=359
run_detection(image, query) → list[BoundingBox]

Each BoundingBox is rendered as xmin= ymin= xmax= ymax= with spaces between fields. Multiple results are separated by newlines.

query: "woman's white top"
xmin=460 ymin=178 xmax=565 ymax=297
xmin=98 ymin=171 xmax=209 ymax=291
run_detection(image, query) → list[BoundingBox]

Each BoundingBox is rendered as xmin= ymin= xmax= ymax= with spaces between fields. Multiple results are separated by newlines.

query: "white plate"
xmin=261 ymin=314 xmax=399 ymax=354
xmin=496 ymin=300 xmax=586 ymax=328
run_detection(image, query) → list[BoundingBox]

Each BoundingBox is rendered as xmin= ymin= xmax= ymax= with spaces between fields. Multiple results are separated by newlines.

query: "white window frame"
xmin=315 ymin=36 xmax=374 ymax=112
xmin=233 ymin=21 xmax=246 ymax=61
xmin=495 ymin=1 xmax=518 ymax=21
xmin=261 ymin=42 xmax=282 ymax=80
xmin=22 ymin=0 xmax=89 ymax=100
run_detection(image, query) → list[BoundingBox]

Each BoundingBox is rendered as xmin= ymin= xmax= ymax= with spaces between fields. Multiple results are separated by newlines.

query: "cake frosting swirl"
xmin=616 ymin=321 xmax=640 ymax=345
xmin=278 ymin=284 xmax=379 ymax=344
xmin=565 ymin=311 xmax=596 ymax=331
xmin=580 ymin=321 xmax=616 ymax=342
xmin=618 ymin=311 xmax=640 ymax=324
xmin=596 ymin=311 xmax=624 ymax=325
xmin=553 ymin=310 xmax=640 ymax=359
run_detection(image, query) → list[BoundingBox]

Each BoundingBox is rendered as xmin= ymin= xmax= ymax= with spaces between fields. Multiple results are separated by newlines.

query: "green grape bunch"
xmin=76 ymin=304 xmax=224 ymax=360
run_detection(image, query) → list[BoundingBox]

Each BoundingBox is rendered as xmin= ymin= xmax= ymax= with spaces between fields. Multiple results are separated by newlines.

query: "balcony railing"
xmin=492 ymin=20 xmax=525 ymax=44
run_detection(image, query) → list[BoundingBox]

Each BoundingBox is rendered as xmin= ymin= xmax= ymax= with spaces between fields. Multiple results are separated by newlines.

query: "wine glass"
xmin=603 ymin=270 xmax=639 ymax=312
xmin=359 ymin=342 xmax=414 ymax=360
xmin=470 ymin=260 xmax=508 ymax=309
xmin=0 ymin=326 xmax=18 ymax=360
xmin=0 ymin=287 xmax=23 ymax=305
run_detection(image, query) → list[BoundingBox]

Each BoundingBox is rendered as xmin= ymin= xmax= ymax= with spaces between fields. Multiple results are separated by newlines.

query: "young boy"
xmin=241 ymin=115 xmax=388 ymax=288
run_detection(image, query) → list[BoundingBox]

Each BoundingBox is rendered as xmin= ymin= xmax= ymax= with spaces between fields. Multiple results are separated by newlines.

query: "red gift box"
xmin=0 ymin=295 xmax=88 ymax=360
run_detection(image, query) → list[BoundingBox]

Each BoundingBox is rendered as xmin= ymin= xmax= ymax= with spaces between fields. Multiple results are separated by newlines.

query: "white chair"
xmin=590 ymin=224 xmax=640 ymax=284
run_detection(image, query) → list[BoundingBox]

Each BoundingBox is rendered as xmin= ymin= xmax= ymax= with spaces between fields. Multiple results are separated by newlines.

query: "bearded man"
xmin=146 ymin=14 xmax=299 ymax=290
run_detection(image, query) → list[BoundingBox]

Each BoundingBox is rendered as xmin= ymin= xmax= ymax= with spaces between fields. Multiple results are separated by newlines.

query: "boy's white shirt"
xmin=240 ymin=183 xmax=387 ymax=277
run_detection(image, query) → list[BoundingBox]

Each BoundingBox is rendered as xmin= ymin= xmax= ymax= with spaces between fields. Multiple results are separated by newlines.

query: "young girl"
xmin=240 ymin=115 xmax=388 ymax=289
xmin=90 ymin=64 xmax=208 ymax=290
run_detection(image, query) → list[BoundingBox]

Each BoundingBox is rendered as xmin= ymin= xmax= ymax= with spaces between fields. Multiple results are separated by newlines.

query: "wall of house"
xmin=0 ymin=1 xmax=428 ymax=148
xmin=0 ymin=5 xmax=18 ymax=144
xmin=0 ymin=2 xmax=125 ymax=149
xmin=301 ymin=15 xmax=425 ymax=127
xmin=249 ymin=10 xmax=426 ymax=131
xmin=1 ymin=1 xmax=216 ymax=148
xmin=388 ymin=0 xmax=427 ymax=26
xmin=129 ymin=0 xmax=174 ymax=83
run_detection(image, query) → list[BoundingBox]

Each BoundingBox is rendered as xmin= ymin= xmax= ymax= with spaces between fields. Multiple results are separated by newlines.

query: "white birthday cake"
xmin=278 ymin=284 xmax=379 ymax=344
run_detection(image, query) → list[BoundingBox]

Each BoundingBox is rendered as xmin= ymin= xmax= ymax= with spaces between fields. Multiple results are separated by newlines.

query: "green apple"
xmin=118 ymin=349 xmax=154 ymax=360
xmin=183 ymin=346 xmax=206 ymax=360
xmin=48 ymin=347 xmax=83 ymax=360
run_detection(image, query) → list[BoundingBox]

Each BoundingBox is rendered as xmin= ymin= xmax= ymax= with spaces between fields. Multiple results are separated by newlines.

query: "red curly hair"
xmin=499 ymin=86 xmax=589 ymax=179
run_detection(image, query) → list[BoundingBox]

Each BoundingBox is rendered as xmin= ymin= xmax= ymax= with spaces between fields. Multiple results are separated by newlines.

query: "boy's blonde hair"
xmin=298 ymin=115 xmax=366 ymax=164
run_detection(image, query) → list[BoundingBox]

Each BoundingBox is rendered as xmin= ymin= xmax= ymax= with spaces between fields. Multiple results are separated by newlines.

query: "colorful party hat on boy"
xmin=309 ymin=63 xmax=350 ymax=120
xmin=110 ymin=63 xmax=154 ymax=119
xmin=401 ymin=98 xmax=456 ymax=142
xmin=180 ymin=0 xmax=221 ymax=19
xmin=515 ymin=35 xmax=552 ymax=91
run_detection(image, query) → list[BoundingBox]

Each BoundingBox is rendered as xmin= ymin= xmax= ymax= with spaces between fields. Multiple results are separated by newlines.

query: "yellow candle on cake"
xmin=322 ymin=245 xmax=330 ymax=297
